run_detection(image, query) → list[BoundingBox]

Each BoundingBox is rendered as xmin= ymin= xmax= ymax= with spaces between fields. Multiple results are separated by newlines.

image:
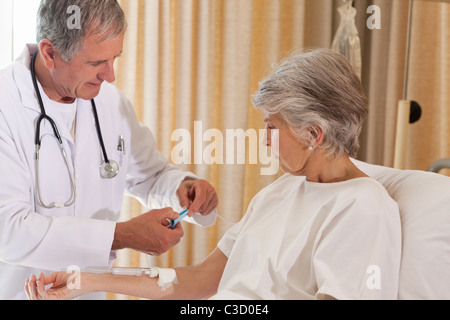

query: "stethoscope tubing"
xmin=30 ymin=51 xmax=119 ymax=208
xmin=31 ymin=52 xmax=63 ymax=146
xmin=90 ymin=99 xmax=110 ymax=164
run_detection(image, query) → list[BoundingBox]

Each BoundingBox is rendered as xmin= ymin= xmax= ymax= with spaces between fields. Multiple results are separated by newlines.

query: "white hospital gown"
xmin=213 ymin=174 xmax=401 ymax=300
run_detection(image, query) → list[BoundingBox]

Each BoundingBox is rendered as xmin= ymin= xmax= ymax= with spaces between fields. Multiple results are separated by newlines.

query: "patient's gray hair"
xmin=253 ymin=49 xmax=368 ymax=158
xmin=36 ymin=0 xmax=127 ymax=62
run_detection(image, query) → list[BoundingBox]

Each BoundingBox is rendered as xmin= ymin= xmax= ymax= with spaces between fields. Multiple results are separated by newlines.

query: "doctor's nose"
xmin=98 ymin=61 xmax=116 ymax=83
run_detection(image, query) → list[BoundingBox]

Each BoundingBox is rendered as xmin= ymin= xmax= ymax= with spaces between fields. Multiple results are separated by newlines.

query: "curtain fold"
xmin=111 ymin=0 xmax=449 ymax=299
xmin=356 ymin=0 xmax=411 ymax=166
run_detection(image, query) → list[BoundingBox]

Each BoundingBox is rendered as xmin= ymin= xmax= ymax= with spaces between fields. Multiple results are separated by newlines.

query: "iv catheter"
xmin=82 ymin=267 xmax=154 ymax=276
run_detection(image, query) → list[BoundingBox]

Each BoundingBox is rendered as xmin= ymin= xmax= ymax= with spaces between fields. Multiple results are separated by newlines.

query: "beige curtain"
xmin=356 ymin=0 xmax=450 ymax=173
xmin=111 ymin=0 xmax=450 ymax=299
xmin=405 ymin=0 xmax=450 ymax=174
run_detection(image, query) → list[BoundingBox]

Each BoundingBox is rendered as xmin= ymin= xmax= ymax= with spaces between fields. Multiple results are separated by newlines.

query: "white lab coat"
xmin=0 ymin=45 xmax=215 ymax=299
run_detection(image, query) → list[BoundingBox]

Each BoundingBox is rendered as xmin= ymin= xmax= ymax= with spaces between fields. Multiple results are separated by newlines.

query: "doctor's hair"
xmin=253 ymin=48 xmax=368 ymax=158
xmin=36 ymin=0 xmax=127 ymax=63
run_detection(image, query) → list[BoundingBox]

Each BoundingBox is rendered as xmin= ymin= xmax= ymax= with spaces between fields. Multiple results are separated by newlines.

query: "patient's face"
xmin=264 ymin=113 xmax=310 ymax=176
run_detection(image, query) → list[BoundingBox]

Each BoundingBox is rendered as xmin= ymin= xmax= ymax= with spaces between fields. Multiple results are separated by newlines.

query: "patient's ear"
xmin=309 ymin=126 xmax=324 ymax=149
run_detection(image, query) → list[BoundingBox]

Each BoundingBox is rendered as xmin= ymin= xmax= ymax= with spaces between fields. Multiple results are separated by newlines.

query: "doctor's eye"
xmin=90 ymin=62 xmax=104 ymax=67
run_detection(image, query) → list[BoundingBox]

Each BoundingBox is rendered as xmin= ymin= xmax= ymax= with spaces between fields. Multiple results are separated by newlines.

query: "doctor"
xmin=0 ymin=0 xmax=217 ymax=300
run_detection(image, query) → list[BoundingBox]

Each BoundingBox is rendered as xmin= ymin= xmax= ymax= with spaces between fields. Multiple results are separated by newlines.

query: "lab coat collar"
xmin=13 ymin=45 xmax=74 ymax=143
xmin=13 ymin=45 xmax=95 ymax=145
xmin=13 ymin=44 xmax=41 ymax=114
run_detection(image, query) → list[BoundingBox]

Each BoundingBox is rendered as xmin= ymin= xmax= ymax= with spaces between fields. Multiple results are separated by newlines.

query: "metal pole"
xmin=403 ymin=0 xmax=413 ymax=100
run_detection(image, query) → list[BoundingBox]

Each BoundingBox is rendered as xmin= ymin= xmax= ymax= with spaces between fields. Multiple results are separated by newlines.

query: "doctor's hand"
xmin=112 ymin=208 xmax=184 ymax=256
xmin=177 ymin=179 xmax=218 ymax=217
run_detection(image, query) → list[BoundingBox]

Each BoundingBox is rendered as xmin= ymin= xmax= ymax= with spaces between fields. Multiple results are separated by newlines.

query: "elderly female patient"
xmin=26 ymin=49 xmax=401 ymax=300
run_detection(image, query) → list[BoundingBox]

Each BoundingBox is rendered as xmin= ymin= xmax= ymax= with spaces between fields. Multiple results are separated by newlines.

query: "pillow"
xmin=353 ymin=159 xmax=450 ymax=299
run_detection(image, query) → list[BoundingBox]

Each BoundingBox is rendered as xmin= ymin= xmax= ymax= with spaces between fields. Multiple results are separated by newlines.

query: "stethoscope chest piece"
xmin=100 ymin=160 xmax=119 ymax=179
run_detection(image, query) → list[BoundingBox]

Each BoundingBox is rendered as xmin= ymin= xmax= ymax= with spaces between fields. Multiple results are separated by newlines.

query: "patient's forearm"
xmin=84 ymin=267 xmax=215 ymax=299
xmin=85 ymin=248 xmax=227 ymax=300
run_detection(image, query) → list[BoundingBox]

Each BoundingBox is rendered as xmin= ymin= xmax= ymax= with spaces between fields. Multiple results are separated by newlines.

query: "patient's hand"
xmin=25 ymin=272 xmax=87 ymax=300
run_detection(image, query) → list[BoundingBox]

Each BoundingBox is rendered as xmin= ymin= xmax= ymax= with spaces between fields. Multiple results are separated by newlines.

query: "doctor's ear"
xmin=39 ymin=40 xmax=58 ymax=70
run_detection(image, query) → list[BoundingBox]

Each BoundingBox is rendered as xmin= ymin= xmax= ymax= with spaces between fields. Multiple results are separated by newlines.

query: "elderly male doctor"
xmin=0 ymin=0 xmax=217 ymax=300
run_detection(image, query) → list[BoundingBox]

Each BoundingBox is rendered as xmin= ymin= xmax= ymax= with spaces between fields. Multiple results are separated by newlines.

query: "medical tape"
xmin=146 ymin=267 xmax=178 ymax=291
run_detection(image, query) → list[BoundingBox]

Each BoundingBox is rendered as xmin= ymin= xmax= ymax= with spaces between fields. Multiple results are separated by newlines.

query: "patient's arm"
xmin=26 ymin=248 xmax=227 ymax=300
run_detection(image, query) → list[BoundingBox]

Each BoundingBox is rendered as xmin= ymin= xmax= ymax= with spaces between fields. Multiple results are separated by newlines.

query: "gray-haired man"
xmin=0 ymin=0 xmax=217 ymax=299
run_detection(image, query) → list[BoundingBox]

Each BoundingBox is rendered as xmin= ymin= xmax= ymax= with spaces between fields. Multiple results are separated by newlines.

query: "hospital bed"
xmin=428 ymin=158 xmax=450 ymax=174
xmin=353 ymin=159 xmax=450 ymax=300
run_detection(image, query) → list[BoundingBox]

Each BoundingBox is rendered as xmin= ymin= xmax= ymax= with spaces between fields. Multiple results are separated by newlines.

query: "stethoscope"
xmin=31 ymin=52 xmax=119 ymax=209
